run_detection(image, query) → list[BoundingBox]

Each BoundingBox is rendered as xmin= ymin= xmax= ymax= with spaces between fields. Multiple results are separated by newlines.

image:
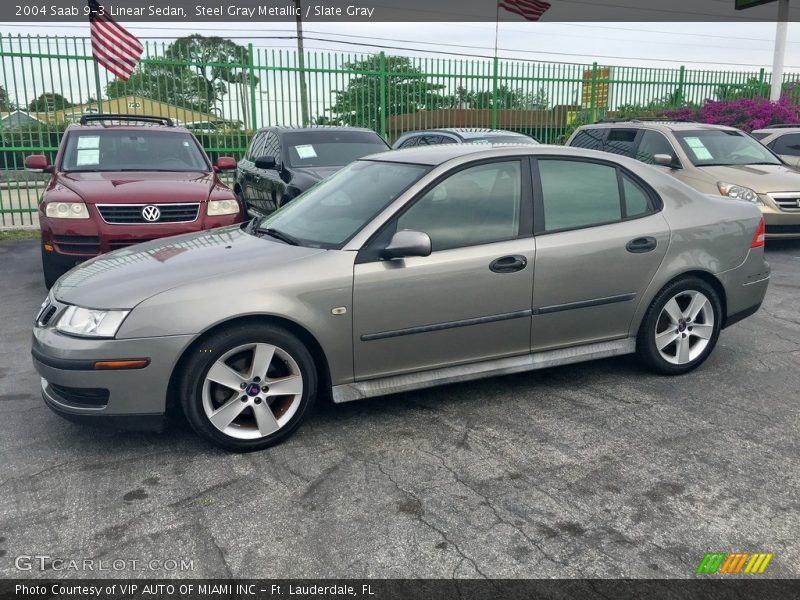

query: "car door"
xmin=769 ymin=133 xmax=800 ymax=169
xmin=530 ymin=157 xmax=670 ymax=351
xmin=352 ymin=158 xmax=535 ymax=380
xmin=238 ymin=132 xmax=264 ymax=214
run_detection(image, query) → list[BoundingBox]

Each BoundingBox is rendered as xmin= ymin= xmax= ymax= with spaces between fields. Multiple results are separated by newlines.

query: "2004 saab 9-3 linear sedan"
xmin=32 ymin=144 xmax=770 ymax=451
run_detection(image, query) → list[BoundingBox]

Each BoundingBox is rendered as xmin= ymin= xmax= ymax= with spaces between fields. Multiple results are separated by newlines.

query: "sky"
xmin=1 ymin=20 xmax=799 ymax=71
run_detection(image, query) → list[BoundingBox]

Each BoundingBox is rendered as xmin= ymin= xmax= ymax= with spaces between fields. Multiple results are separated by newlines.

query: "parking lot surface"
xmin=1 ymin=239 xmax=799 ymax=579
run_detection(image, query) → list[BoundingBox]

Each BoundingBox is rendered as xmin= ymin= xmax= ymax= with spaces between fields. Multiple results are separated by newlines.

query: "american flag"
xmin=87 ymin=0 xmax=143 ymax=80
xmin=498 ymin=0 xmax=551 ymax=21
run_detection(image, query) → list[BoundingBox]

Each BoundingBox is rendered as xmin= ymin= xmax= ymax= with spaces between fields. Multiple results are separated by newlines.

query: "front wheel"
xmin=180 ymin=323 xmax=317 ymax=452
xmin=637 ymin=277 xmax=722 ymax=375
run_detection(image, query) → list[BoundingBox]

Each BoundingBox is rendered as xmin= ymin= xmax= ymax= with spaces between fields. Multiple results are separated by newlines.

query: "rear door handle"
xmin=490 ymin=255 xmax=528 ymax=273
xmin=626 ymin=236 xmax=657 ymax=253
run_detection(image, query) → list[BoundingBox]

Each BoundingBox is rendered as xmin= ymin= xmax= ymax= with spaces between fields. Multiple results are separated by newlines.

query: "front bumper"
xmin=760 ymin=198 xmax=800 ymax=239
xmin=32 ymin=324 xmax=194 ymax=419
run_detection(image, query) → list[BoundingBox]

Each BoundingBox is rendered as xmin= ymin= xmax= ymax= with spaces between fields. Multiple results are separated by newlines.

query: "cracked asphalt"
xmin=1 ymin=239 xmax=799 ymax=579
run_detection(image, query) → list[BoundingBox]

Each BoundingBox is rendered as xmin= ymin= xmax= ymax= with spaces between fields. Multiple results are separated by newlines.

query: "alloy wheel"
xmin=654 ymin=290 xmax=715 ymax=366
xmin=202 ymin=343 xmax=304 ymax=440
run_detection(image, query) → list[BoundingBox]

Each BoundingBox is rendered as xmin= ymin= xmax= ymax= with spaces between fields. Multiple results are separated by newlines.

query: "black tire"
xmin=637 ymin=276 xmax=722 ymax=376
xmin=179 ymin=323 xmax=317 ymax=452
xmin=41 ymin=246 xmax=68 ymax=289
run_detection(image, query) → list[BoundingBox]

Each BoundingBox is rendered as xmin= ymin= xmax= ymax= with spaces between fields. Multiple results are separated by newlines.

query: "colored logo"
xmin=696 ymin=552 xmax=773 ymax=574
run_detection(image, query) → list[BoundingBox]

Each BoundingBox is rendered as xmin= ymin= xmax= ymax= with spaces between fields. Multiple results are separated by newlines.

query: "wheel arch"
xmin=636 ymin=269 xmax=728 ymax=338
xmin=165 ymin=313 xmax=333 ymax=417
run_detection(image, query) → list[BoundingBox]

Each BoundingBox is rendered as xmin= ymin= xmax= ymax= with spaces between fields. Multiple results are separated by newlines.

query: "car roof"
xmin=65 ymin=123 xmax=192 ymax=133
xmin=580 ymin=121 xmax=741 ymax=133
xmin=264 ymin=126 xmax=378 ymax=134
xmin=752 ymin=126 xmax=800 ymax=134
xmin=364 ymin=142 xmax=605 ymax=166
xmin=401 ymin=128 xmax=529 ymax=140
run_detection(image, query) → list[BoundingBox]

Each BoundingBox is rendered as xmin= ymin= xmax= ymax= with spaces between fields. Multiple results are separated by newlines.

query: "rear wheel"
xmin=180 ymin=323 xmax=317 ymax=452
xmin=41 ymin=246 xmax=68 ymax=289
xmin=637 ymin=277 xmax=722 ymax=375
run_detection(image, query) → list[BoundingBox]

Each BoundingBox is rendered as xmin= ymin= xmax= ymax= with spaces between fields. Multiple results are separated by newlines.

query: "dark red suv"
xmin=26 ymin=114 xmax=244 ymax=287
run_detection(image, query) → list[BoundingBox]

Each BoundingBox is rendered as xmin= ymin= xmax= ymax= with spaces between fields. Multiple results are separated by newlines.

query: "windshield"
xmin=61 ymin=130 xmax=210 ymax=172
xmin=468 ymin=135 xmax=538 ymax=144
xmin=674 ymin=130 xmax=780 ymax=167
xmin=253 ymin=160 xmax=430 ymax=249
xmin=283 ymin=131 xmax=389 ymax=168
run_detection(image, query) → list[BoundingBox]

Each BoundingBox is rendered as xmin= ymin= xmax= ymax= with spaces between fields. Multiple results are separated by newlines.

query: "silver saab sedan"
xmin=32 ymin=144 xmax=770 ymax=451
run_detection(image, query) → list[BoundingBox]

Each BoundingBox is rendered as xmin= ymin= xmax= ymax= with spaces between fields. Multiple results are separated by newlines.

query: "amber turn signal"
xmin=93 ymin=359 xmax=150 ymax=370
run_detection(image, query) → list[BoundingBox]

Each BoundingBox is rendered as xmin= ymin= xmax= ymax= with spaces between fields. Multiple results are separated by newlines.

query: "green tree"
xmin=106 ymin=35 xmax=256 ymax=114
xmin=327 ymin=55 xmax=448 ymax=130
xmin=456 ymin=85 xmax=549 ymax=110
xmin=0 ymin=85 xmax=13 ymax=111
xmin=28 ymin=92 xmax=74 ymax=112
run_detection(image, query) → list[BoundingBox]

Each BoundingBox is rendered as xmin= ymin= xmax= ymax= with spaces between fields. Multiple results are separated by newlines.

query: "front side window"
xmin=61 ymin=130 xmax=209 ymax=172
xmin=397 ymin=161 xmax=522 ymax=252
xmin=637 ymin=130 xmax=676 ymax=165
xmin=255 ymin=160 xmax=429 ymax=249
xmin=538 ymin=159 xmax=653 ymax=232
xmin=771 ymin=133 xmax=800 ymax=157
xmin=674 ymin=129 xmax=780 ymax=166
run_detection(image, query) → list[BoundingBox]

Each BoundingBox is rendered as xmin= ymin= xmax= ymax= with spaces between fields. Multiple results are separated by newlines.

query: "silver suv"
xmin=567 ymin=121 xmax=800 ymax=239
xmin=751 ymin=124 xmax=800 ymax=169
xmin=32 ymin=144 xmax=768 ymax=451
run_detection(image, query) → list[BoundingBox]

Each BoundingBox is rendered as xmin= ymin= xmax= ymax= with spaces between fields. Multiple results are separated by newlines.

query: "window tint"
xmin=772 ymin=133 xmax=800 ymax=156
xmin=398 ymin=137 xmax=419 ymax=148
xmin=539 ymin=160 xmax=621 ymax=231
xmin=264 ymin=132 xmax=280 ymax=160
xmin=636 ymin=130 xmax=675 ymax=165
xmin=570 ymin=129 xmax=605 ymax=150
xmin=604 ymin=128 xmax=638 ymax=157
xmin=416 ymin=135 xmax=443 ymax=146
xmin=750 ymin=132 xmax=771 ymax=141
xmin=623 ymin=176 xmax=650 ymax=217
xmin=247 ymin=132 xmax=266 ymax=160
xmin=397 ymin=161 xmax=522 ymax=252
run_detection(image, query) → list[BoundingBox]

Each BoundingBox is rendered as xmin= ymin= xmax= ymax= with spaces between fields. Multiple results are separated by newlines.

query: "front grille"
xmin=38 ymin=304 xmax=57 ymax=326
xmin=765 ymin=224 xmax=800 ymax=235
xmin=97 ymin=203 xmax=200 ymax=224
xmin=53 ymin=235 xmax=100 ymax=255
xmin=767 ymin=193 xmax=800 ymax=211
xmin=48 ymin=383 xmax=109 ymax=408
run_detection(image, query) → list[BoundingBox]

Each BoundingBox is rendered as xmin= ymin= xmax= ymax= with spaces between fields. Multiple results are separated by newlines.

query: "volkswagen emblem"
xmin=141 ymin=205 xmax=161 ymax=222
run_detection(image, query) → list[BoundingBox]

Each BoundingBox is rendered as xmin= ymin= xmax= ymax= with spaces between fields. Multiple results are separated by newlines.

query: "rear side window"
xmin=604 ymin=128 xmax=638 ymax=157
xmin=750 ymin=132 xmax=771 ymax=141
xmin=569 ymin=128 xmax=605 ymax=151
xmin=771 ymin=133 xmax=800 ymax=156
xmin=417 ymin=135 xmax=443 ymax=146
xmin=537 ymin=159 xmax=655 ymax=232
xmin=398 ymin=136 xmax=419 ymax=148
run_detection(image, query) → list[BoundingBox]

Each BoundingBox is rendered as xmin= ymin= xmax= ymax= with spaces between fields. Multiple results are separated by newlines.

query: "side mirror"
xmin=25 ymin=154 xmax=51 ymax=172
xmin=214 ymin=156 xmax=237 ymax=171
xmin=382 ymin=230 xmax=432 ymax=260
xmin=254 ymin=155 xmax=277 ymax=170
xmin=653 ymin=153 xmax=681 ymax=169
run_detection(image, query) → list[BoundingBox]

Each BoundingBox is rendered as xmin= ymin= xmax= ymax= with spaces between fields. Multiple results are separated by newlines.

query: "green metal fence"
xmin=1 ymin=33 xmax=798 ymax=227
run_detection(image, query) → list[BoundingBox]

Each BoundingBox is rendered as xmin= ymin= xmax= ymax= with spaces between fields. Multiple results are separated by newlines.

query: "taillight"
xmin=751 ymin=218 xmax=765 ymax=248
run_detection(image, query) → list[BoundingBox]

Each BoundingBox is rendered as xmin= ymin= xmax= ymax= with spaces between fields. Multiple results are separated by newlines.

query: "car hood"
xmin=53 ymin=225 xmax=325 ymax=309
xmin=700 ymin=164 xmax=800 ymax=193
xmin=57 ymin=171 xmax=217 ymax=203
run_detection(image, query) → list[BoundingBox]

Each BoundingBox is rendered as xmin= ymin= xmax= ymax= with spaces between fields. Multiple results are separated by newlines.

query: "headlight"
xmin=45 ymin=202 xmax=90 ymax=219
xmin=717 ymin=182 xmax=762 ymax=204
xmin=207 ymin=199 xmax=239 ymax=216
xmin=55 ymin=305 xmax=130 ymax=338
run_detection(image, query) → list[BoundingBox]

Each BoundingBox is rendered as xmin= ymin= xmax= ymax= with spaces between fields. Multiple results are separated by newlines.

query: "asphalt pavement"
xmin=1 ymin=239 xmax=798 ymax=579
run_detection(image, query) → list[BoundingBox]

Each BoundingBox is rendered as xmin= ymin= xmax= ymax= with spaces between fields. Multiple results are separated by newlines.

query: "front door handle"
xmin=490 ymin=255 xmax=528 ymax=273
xmin=626 ymin=236 xmax=657 ymax=253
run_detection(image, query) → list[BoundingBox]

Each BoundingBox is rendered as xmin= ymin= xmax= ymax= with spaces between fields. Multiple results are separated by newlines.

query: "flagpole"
xmin=92 ymin=49 xmax=104 ymax=114
xmin=492 ymin=2 xmax=500 ymax=129
xmin=494 ymin=2 xmax=500 ymax=58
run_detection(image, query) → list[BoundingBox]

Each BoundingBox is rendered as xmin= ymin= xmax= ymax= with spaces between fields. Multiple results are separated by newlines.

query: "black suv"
xmin=235 ymin=126 xmax=390 ymax=216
